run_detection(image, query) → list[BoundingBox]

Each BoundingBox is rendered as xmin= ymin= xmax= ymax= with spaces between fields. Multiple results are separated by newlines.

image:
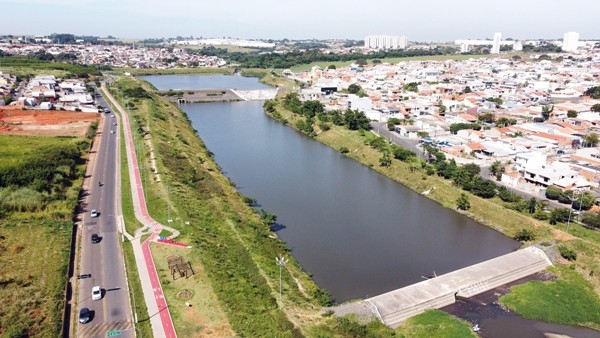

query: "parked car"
xmin=92 ymin=286 xmax=102 ymax=301
xmin=91 ymin=233 xmax=100 ymax=244
xmin=90 ymin=209 xmax=99 ymax=218
xmin=79 ymin=307 xmax=91 ymax=324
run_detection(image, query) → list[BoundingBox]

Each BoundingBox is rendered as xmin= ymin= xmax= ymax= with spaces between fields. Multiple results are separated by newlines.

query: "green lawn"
xmin=397 ymin=310 xmax=477 ymax=338
xmin=0 ymin=135 xmax=80 ymax=169
xmin=500 ymin=266 xmax=600 ymax=330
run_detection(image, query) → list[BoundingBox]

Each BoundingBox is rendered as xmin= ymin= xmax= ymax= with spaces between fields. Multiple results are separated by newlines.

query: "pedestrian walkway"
xmin=101 ymin=84 xmax=177 ymax=338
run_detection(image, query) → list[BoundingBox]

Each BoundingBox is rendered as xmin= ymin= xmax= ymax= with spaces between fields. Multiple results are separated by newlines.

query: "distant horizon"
xmin=3 ymin=0 xmax=599 ymax=41
xmin=4 ymin=33 xmax=600 ymax=44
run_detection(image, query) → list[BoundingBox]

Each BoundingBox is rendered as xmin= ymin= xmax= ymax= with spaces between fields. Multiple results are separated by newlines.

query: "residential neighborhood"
xmin=0 ymin=42 xmax=227 ymax=69
xmin=287 ymin=49 xmax=600 ymax=200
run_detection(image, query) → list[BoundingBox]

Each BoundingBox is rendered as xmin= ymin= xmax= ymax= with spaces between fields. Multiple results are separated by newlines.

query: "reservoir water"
xmin=143 ymin=74 xmax=521 ymax=302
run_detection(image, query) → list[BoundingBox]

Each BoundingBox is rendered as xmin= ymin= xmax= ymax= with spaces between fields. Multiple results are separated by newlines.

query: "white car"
xmin=92 ymin=286 xmax=102 ymax=301
xmin=90 ymin=209 xmax=99 ymax=218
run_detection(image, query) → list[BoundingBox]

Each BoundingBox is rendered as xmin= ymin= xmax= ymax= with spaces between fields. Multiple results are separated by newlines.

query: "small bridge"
xmin=331 ymin=246 xmax=552 ymax=328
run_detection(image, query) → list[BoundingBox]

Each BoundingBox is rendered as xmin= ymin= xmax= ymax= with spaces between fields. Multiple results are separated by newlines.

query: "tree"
xmin=347 ymin=83 xmax=362 ymax=94
xmin=471 ymin=178 xmax=497 ymax=198
xmin=581 ymin=211 xmax=600 ymax=229
xmin=545 ymin=185 xmax=562 ymax=200
xmin=463 ymin=86 xmax=472 ymax=93
xmin=511 ymin=55 xmax=522 ymax=61
xmin=387 ymin=117 xmax=401 ymax=130
xmin=527 ymin=197 xmax=538 ymax=214
xmin=327 ymin=64 xmax=337 ymax=70
xmin=456 ymin=193 xmax=471 ymax=210
xmin=572 ymin=192 xmax=596 ymax=211
xmin=438 ymin=104 xmax=447 ymax=113
xmin=302 ymin=100 xmax=324 ymax=118
xmin=567 ymin=110 xmax=578 ymax=118
xmin=541 ymin=105 xmax=554 ymax=121
xmin=489 ymin=160 xmax=503 ymax=176
xmin=403 ymin=82 xmax=419 ymax=92
xmin=591 ymin=103 xmax=600 ymax=113
xmin=583 ymin=133 xmax=599 ymax=147
xmin=355 ymin=59 xmax=368 ymax=66
xmin=263 ymin=99 xmax=276 ymax=113
xmin=379 ymin=152 xmax=392 ymax=167
xmin=584 ymin=86 xmax=600 ymax=99
xmin=478 ymin=112 xmax=495 ymax=124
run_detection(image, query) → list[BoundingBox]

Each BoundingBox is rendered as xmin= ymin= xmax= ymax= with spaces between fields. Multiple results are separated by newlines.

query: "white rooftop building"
xmin=562 ymin=32 xmax=580 ymax=52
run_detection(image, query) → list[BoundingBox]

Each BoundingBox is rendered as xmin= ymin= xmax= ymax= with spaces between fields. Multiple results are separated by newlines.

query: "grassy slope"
xmin=107 ymin=78 xmax=325 ymax=336
xmin=397 ymin=310 xmax=477 ymax=338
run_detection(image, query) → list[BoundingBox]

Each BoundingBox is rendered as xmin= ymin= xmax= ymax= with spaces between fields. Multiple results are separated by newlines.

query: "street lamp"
xmin=275 ymin=256 xmax=288 ymax=308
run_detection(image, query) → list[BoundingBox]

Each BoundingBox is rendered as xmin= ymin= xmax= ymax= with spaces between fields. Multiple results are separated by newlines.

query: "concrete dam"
xmin=331 ymin=246 xmax=552 ymax=328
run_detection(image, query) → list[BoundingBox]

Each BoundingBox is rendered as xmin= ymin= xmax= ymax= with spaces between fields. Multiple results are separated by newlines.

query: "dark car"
xmin=91 ymin=233 xmax=100 ymax=243
xmin=79 ymin=307 xmax=91 ymax=324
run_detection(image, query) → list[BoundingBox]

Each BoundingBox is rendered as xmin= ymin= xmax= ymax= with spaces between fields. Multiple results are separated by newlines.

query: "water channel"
xmin=142 ymin=74 xmax=600 ymax=337
xmin=143 ymin=74 xmax=520 ymax=302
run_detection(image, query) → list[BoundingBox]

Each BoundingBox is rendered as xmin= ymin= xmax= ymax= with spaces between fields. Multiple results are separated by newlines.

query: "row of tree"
xmin=193 ymin=45 xmax=458 ymax=69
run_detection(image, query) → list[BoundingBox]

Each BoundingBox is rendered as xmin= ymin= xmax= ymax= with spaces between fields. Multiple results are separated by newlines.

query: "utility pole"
xmin=275 ymin=256 xmax=288 ymax=309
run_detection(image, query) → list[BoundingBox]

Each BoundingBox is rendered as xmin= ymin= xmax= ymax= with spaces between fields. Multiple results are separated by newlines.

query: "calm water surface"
xmin=143 ymin=75 xmax=520 ymax=302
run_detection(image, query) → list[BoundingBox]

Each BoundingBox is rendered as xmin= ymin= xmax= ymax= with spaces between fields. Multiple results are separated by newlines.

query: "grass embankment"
xmin=241 ymin=68 xmax=296 ymax=93
xmin=0 ymin=135 xmax=89 ymax=337
xmin=500 ymin=265 xmax=600 ymax=331
xmin=290 ymin=54 xmax=492 ymax=72
xmin=268 ymin=100 xmax=600 ymax=331
xmin=107 ymin=77 xmax=329 ymax=336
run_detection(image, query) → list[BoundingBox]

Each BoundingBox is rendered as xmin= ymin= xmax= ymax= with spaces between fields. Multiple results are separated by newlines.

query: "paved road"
xmin=75 ymin=92 xmax=134 ymax=338
xmin=102 ymin=83 xmax=177 ymax=338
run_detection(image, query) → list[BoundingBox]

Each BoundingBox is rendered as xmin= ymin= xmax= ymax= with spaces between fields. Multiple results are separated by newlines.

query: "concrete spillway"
xmin=331 ymin=246 xmax=552 ymax=328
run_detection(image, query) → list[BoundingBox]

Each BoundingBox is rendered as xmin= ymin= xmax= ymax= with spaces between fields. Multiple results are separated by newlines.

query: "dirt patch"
xmin=0 ymin=109 xmax=99 ymax=137
xmin=177 ymin=289 xmax=194 ymax=299
xmin=552 ymin=229 xmax=577 ymax=241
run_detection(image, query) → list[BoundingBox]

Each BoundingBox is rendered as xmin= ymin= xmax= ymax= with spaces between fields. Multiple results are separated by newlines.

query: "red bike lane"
xmin=118 ymin=91 xmax=177 ymax=338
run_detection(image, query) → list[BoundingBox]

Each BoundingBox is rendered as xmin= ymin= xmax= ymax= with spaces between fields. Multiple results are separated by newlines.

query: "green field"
xmin=0 ymin=134 xmax=88 ymax=336
xmin=109 ymin=67 xmax=232 ymax=76
xmin=0 ymin=220 xmax=72 ymax=337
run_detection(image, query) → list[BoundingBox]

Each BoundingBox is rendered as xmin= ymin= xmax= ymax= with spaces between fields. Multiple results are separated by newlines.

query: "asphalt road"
xmin=75 ymin=93 xmax=134 ymax=337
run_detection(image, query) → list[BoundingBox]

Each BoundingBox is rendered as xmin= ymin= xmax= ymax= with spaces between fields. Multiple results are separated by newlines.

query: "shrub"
xmin=545 ymin=185 xmax=562 ymax=200
xmin=513 ymin=228 xmax=536 ymax=242
xmin=339 ymin=146 xmax=349 ymax=154
xmin=558 ymin=245 xmax=577 ymax=261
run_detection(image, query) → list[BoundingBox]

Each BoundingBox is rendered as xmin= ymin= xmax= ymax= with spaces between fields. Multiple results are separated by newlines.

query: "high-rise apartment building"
xmin=562 ymin=32 xmax=580 ymax=52
xmin=491 ymin=32 xmax=502 ymax=54
xmin=364 ymin=35 xmax=408 ymax=50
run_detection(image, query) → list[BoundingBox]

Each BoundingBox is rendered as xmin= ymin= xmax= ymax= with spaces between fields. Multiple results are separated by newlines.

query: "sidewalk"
xmin=101 ymin=84 xmax=177 ymax=338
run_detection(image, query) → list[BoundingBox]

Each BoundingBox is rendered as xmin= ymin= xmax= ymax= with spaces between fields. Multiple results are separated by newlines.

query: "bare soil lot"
xmin=0 ymin=108 xmax=98 ymax=137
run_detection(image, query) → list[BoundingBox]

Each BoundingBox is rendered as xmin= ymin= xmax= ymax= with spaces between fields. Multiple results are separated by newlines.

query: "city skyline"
xmin=2 ymin=0 xmax=600 ymax=41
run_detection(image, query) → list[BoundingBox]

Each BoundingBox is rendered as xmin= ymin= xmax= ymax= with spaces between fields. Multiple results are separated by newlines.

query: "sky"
xmin=2 ymin=0 xmax=600 ymax=41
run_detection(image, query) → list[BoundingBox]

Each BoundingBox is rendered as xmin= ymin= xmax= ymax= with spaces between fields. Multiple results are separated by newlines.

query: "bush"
xmin=558 ymin=245 xmax=577 ymax=261
xmin=513 ymin=228 xmax=536 ymax=242
xmin=581 ymin=211 xmax=600 ymax=229
xmin=339 ymin=146 xmax=349 ymax=154
xmin=545 ymin=185 xmax=562 ymax=200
